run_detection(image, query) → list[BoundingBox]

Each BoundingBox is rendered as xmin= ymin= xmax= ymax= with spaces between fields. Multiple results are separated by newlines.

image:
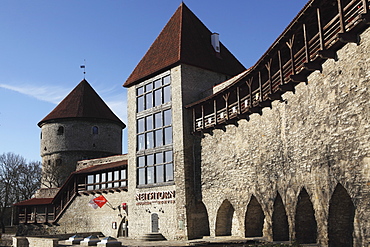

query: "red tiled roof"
xmin=123 ymin=3 xmax=245 ymax=87
xmin=14 ymin=198 xmax=53 ymax=206
xmin=38 ymin=79 xmax=125 ymax=128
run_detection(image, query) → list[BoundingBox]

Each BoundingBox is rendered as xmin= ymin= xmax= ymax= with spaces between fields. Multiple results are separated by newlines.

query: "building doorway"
xmin=117 ymin=217 xmax=128 ymax=237
xmin=151 ymin=213 xmax=159 ymax=233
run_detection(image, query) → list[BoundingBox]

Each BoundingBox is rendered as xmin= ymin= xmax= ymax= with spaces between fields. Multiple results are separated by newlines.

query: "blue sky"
xmin=0 ymin=0 xmax=307 ymax=162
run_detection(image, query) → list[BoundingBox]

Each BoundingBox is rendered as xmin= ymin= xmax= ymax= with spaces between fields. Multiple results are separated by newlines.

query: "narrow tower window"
xmin=92 ymin=126 xmax=99 ymax=135
xmin=57 ymin=126 xmax=64 ymax=135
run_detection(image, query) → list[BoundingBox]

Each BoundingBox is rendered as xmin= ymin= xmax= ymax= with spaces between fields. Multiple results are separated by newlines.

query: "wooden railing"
xmin=188 ymin=0 xmax=370 ymax=133
xmin=17 ymin=206 xmax=55 ymax=224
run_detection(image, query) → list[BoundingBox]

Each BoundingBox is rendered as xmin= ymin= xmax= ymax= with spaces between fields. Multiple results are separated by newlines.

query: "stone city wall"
xmin=199 ymin=27 xmax=370 ymax=246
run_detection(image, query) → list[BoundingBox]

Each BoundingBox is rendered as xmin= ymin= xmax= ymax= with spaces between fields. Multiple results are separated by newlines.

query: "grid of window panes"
xmin=85 ymin=169 xmax=127 ymax=191
xmin=137 ymin=109 xmax=172 ymax=151
xmin=136 ymin=74 xmax=173 ymax=186
xmin=137 ymin=75 xmax=171 ymax=113
xmin=137 ymin=150 xmax=173 ymax=185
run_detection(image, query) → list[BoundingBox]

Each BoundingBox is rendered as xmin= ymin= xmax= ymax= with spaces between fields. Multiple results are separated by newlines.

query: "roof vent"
xmin=211 ymin=33 xmax=220 ymax=53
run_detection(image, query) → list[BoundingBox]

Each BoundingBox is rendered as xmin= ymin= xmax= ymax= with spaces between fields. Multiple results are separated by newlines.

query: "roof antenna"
xmin=80 ymin=59 xmax=86 ymax=79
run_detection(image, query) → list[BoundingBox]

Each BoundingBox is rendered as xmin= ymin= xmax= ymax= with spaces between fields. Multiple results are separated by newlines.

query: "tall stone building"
xmin=38 ymin=79 xmax=125 ymax=187
xmin=123 ymin=2 xmax=245 ymax=240
xmin=13 ymin=0 xmax=370 ymax=246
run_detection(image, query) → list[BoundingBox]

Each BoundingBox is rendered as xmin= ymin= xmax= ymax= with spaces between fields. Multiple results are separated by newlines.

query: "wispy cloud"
xmin=105 ymin=94 xmax=127 ymax=123
xmin=0 ymin=82 xmax=128 ymax=123
xmin=0 ymin=83 xmax=70 ymax=104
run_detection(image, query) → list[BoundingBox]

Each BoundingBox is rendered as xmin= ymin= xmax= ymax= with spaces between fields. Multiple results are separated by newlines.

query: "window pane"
xmin=107 ymin=172 xmax=113 ymax=181
xmin=155 ymin=152 xmax=163 ymax=164
xmin=101 ymin=183 xmax=106 ymax=189
xmin=146 ymin=115 xmax=153 ymax=131
xmin=156 ymin=165 xmax=164 ymax=183
xmin=147 ymin=154 xmax=154 ymax=167
xmin=145 ymin=83 xmax=152 ymax=92
xmin=138 ymin=168 xmax=145 ymax=185
xmin=154 ymin=79 xmax=162 ymax=88
xmin=87 ymin=175 xmax=94 ymax=184
xmin=163 ymin=85 xmax=171 ymax=103
xmin=101 ymin=173 xmax=106 ymax=182
xmin=95 ymin=174 xmax=100 ymax=190
xmin=137 ymin=134 xmax=145 ymax=151
xmin=164 ymin=127 xmax=172 ymax=145
xmin=121 ymin=170 xmax=126 ymax=179
xmin=165 ymin=164 xmax=174 ymax=181
xmin=146 ymin=132 xmax=154 ymax=149
xmin=164 ymin=109 xmax=172 ymax=126
xmin=154 ymin=89 xmax=162 ymax=107
xmin=165 ymin=151 xmax=173 ymax=162
xmin=147 ymin=167 xmax=154 ymax=184
xmin=145 ymin=93 xmax=153 ymax=109
xmin=137 ymin=86 xmax=144 ymax=95
xmin=114 ymin=182 xmax=119 ymax=188
xmin=114 ymin=170 xmax=119 ymax=180
xmin=155 ymin=129 xmax=163 ymax=147
xmin=138 ymin=156 xmax=145 ymax=167
xmin=121 ymin=181 xmax=127 ymax=187
xmin=137 ymin=118 xmax=145 ymax=133
xmin=163 ymin=75 xmax=170 ymax=85
xmin=154 ymin=112 xmax=162 ymax=128
xmin=137 ymin=96 xmax=144 ymax=112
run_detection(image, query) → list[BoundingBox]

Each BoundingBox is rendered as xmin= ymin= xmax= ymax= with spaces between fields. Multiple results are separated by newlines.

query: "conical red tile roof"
xmin=123 ymin=3 xmax=245 ymax=87
xmin=38 ymin=79 xmax=125 ymax=128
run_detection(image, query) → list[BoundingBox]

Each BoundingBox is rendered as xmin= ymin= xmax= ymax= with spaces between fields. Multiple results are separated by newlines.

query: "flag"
xmin=93 ymin=195 xmax=108 ymax=208
xmin=88 ymin=198 xmax=99 ymax=209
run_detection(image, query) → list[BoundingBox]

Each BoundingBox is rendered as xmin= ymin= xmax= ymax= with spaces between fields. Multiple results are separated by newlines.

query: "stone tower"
xmin=38 ymin=79 xmax=125 ymax=188
xmin=123 ymin=3 xmax=245 ymax=240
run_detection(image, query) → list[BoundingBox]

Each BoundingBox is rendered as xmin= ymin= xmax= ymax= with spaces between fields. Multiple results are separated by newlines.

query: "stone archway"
xmin=272 ymin=193 xmax=289 ymax=241
xmin=328 ymin=183 xmax=355 ymax=247
xmin=245 ymin=195 xmax=264 ymax=237
xmin=295 ymin=188 xmax=317 ymax=244
xmin=215 ymin=199 xmax=235 ymax=236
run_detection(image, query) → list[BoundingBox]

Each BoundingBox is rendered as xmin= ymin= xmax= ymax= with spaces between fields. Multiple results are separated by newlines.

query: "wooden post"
xmin=286 ymin=35 xmax=295 ymax=75
xmin=236 ymin=87 xmax=241 ymax=114
xmin=33 ymin=207 xmax=37 ymax=224
xmin=278 ymin=50 xmax=284 ymax=85
xmin=246 ymin=78 xmax=253 ymax=107
xmin=223 ymin=93 xmax=230 ymax=120
xmin=201 ymin=105 xmax=205 ymax=129
xmin=265 ymin=59 xmax=272 ymax=94
xmin=303 ymin=23 xmax=310 ymax=63
xmin=45 ymin=205 xmax=49 ymax=224
xmin=317 ymin=8 xmax=325 ymax=50
xmin=214 ymin=99 xmax=218 ymax=125
xmin=193 ymin=107 xmax=197 ymax=133
xmin=337 ymin=0 xmax=346 ymax=33
xmin=258 ymin=71 xmax=263 ymax=102
xmin=24 ymin=207 xmax=27 ymax=224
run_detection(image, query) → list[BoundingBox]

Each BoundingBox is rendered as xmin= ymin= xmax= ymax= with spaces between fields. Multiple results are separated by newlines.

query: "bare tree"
xmin=0 ymin=153 xmax=41 ymax=233
xmin=41 ymin=160 xmax=70 ymax=188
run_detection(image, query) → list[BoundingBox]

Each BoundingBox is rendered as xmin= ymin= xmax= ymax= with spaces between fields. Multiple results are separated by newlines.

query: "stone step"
xmin=141 ymin=233 xmax=166 ymax=241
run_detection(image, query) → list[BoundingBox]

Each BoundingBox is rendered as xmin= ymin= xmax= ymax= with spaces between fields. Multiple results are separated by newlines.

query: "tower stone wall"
xmin=40 ymin=118 xmax=123 ymax=187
